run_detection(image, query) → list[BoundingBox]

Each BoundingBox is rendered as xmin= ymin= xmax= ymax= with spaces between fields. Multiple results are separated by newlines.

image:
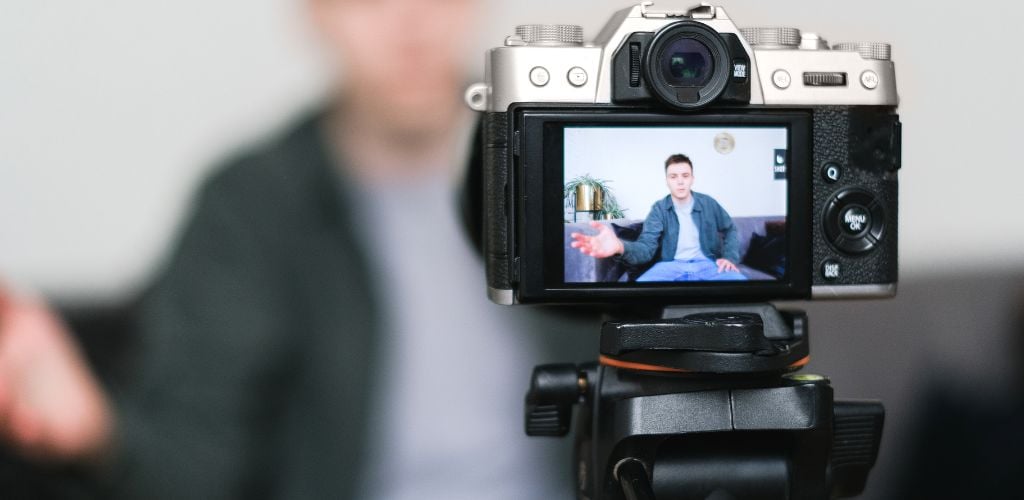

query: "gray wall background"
xmin=3 ymin=1 xmax=1022 ymax=497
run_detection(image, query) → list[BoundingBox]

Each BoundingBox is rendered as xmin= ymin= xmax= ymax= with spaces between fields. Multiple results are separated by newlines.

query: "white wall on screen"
xmin=564 ymin=126 xmax=788 ymax=219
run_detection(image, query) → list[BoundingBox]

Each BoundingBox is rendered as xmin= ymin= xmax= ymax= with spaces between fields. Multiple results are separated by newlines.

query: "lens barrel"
xmin=644 ymin=21 xmax=732 ymax=110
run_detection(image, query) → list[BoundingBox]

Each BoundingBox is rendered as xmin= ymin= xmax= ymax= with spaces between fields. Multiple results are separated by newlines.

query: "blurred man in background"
xmin=0 ymin=0 xmax=593 ymax=497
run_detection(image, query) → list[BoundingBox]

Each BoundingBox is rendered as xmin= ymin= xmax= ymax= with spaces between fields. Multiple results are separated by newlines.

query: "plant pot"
xmin=575 ymin=184 xmax=604 ymax=212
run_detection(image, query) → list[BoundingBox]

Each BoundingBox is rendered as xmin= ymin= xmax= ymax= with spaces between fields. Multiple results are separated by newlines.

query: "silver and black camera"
xmin=467 ymin=2 xmax=901 ymax=305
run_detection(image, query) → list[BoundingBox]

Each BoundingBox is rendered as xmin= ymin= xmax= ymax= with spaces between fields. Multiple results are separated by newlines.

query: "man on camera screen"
xmin=571 ymin=154 xmax=746 ymax=282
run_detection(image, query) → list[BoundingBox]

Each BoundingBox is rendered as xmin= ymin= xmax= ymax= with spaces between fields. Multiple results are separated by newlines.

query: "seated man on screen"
xmin=570 ymin=153 xmax=747 ymax=282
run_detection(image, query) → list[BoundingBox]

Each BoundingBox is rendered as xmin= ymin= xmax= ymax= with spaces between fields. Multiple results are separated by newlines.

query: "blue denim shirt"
xmin=621 ymin=192 xmax=740 ymax=266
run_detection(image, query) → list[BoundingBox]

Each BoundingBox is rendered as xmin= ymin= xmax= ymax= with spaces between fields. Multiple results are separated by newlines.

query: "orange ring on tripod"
xmin=598 ymin=355 xmax=691 ymax=373
xmin=598 ymin=354 xmax=811 ymax=373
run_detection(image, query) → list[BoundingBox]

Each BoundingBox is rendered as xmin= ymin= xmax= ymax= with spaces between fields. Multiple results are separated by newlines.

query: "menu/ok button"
xmin=823 ymin=189 xmax=886 ymax=255
xmin=839 ymin=205 xmax=871 ymax=236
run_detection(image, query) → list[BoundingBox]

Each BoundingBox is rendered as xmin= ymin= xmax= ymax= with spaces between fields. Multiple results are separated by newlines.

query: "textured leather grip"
xmin=811 ymin=106 xmax=900 ymax=285
xmin=483 ymin=112 xmax=512 ymax=291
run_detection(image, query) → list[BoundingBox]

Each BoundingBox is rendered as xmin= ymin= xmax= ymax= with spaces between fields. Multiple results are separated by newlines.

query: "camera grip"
xmin=483 ymin=112 xmax=513 ymax=292
xmin=812 ymin=107 xmax=900 ymax=286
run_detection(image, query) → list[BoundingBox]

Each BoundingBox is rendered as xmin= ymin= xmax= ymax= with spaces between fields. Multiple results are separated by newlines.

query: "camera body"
xmin=467 ymin=2 xmax=901 ymax=305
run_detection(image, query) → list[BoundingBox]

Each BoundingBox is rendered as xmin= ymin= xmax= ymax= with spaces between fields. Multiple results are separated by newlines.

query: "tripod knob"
xmin=525 ymin=364 xmax=582 ymax=436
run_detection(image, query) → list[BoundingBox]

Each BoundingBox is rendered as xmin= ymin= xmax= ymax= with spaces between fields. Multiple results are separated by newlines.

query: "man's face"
xmin=665 ymin=161 xmax=694 ymax=202
xmin=309 ymin=0 xmax=479 ymax=128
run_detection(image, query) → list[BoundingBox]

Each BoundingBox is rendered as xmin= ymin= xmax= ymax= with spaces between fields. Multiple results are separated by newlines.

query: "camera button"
xmin=860 ymin=70 xmax=879 ymax=90
xmin=567 ymin=67 xmax=588 ymax=87
xmin=822 ymin=162 xmax=842 ymax=183
xmin=772 ymin=70 xmax=792 ymax=89
xmin=868 ymin=201 xmax=886 ymax=241
xmin=824 ymin=189 xmax=885 ymax=254
xmin=821 ymin=259 xmax=842 ymax=281
xmin=529 ymin=67 xmax=550 ymax=87
xmin=731 ymin=59 xmax=749 ymax=82
xmin=839 ymin=205 xmax=871 ymax=237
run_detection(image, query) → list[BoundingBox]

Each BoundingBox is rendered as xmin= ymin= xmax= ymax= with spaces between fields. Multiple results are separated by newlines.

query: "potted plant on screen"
xmin=564 ymin=175 xmax=626 ymax=222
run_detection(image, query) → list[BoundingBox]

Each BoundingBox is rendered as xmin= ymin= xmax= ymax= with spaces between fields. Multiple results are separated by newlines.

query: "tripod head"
xmin=526 ymin=304 xmax=883 ymax=500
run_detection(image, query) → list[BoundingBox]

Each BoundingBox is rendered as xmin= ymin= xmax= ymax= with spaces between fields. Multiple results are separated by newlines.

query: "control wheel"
xmin=823 ymin=189 xmax=885 ymax=254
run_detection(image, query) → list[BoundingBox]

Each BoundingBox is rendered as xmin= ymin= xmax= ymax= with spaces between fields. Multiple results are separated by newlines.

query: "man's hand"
xmin=716 ymin=258 xmax=739 ymax=273
xmin=570 ymin=221 xmax=624 ymax=259
xmin=0 ymin=286 xmax=113 ymax=463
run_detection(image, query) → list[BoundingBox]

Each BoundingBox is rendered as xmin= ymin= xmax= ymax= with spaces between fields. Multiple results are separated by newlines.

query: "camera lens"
xmin=661 ymin=38 xmax=713 ymax=87
xmin=644 ymin=21 xmax=731 ymax=110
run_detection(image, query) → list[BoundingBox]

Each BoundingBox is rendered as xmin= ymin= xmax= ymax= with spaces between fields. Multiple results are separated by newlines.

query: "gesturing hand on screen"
xmin=570 ymin=221 xmax=624 ymax=259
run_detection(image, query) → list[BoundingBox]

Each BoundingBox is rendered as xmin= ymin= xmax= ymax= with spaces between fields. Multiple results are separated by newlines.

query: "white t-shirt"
xmin=349 ymin=172 xmax=564 ymax=500
xmin=673 ymin=196 xmax=706 ymax=261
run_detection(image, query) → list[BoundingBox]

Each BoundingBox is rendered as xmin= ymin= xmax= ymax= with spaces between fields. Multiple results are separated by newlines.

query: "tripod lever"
xmin=525 ymin=363 xmax=583 ymax=436
xmin=615 ymin=459 xmax=656 ymax=500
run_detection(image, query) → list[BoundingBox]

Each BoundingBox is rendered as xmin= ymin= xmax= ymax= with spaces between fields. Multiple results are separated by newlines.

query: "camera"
xmin=464 ymin=5 xmax=896 ymax=497
xmin=466 ymin=2 xmax=901 ymax=305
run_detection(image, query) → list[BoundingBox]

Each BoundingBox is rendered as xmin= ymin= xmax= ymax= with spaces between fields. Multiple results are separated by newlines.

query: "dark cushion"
xmin=611 ymin=222 xmax=643 ymax=242
xmin=763 ymin=219 xmax=786 ymax=237
xmin=743 ymin=233 xmax=787 ymax=278
xmin=611 ymin=222 xmax=655 ymax=281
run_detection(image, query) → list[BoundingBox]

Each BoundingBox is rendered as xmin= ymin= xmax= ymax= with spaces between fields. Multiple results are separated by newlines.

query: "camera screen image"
xmin=563 ymin=125 xmax=789 ymax=285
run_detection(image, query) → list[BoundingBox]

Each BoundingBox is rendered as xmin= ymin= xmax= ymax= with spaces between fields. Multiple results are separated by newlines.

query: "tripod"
xmin=525 ymin=304 xmax=884 ymax=500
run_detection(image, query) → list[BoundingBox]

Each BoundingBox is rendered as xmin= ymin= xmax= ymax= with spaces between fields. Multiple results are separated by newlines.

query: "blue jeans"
xmin=636 ymin=259 xmax=748 ymax=282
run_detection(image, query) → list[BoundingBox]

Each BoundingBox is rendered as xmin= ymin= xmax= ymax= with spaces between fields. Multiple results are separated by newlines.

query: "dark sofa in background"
xmin=5 ymin=272 xmax=1024 ymax=500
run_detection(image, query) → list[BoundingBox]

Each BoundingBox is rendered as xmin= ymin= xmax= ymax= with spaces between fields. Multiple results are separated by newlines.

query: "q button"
xmin=822 ymin=162 xmax=842 ymax=183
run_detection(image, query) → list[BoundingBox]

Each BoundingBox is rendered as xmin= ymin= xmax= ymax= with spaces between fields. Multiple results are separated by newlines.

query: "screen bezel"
xmin=515 ymin=107 xmax=813 ymax=304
